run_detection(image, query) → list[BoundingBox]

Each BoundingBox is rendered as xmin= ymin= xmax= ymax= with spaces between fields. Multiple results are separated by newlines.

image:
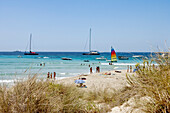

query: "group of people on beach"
xmin=127 ymin=65 xmax=133 ymax=73
xmin=47 ymin=72 xmax=56 ymax=80
xmin=89 ymin=66 xmax=100 ymax=74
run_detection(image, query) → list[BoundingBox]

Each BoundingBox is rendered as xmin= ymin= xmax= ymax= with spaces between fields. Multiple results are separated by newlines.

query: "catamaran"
xmin=82 ymin=28 xmax=100 ymax=55
xmin=111 ymin=47 xmax=117 ymax=62
xmin=106 ymin=46 xmax=117 ymax=62
xmin=24 ymin=34 xmax=39 ymax=55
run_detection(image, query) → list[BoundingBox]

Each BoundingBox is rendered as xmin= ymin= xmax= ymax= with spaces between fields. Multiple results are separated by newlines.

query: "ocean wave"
xmin=43 ymin=57 xmax=49 ymax=59
xmin=101 ymin=63 xmax=137 ymax=66
xmin=0 ymin=80 xmax=15 ymax=83
xmin=57 ymin=72 xmax=81 ymax=75
xmin=55 ymin=77 xmax=67 ymax=80
xmin=101 ymin=63 xmax=158 ymax=66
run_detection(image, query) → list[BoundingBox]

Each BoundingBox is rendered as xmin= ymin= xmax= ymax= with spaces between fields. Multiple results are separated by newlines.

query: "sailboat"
xmin=24 ymin=34 xmax=39 ymax=55
xmin=107 ymin=46 xmax=117 ymax=62
xmin=82 ymin=28 xmax=100 ymax=55
xmin=111 ymin=47 xmax=117 ymax=62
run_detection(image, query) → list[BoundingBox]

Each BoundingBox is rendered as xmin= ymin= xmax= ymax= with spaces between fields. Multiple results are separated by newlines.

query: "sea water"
xmin=0 ymin=52 xmax=156 ymax=84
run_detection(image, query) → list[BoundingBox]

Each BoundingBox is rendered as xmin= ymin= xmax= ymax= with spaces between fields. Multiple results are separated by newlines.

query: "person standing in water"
xmin=54 ymin=72 xmax=56 ymax=80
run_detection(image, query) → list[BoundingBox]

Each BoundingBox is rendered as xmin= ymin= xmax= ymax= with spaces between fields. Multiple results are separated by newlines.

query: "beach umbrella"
xmin=75 ymin=79 xmax=85 ymax=84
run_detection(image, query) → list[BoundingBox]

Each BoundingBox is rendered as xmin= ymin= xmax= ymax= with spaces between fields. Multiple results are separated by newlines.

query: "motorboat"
xmin=118 ymin=56 xmax=129 ymax=60
xmin=84 ymin=60 xmax=89 ymax=62
xmin=96 ymin=56 xmax=107 ymax=60
xmin=61 ymin=57 xmax=72 ymax=60
xmin=17 ymin=55 xmax=22 ymax=58
xmin=83 ymin=51 xmax=100 ymax=55
xmin=143 ymin=57 xmax=148 ymax=60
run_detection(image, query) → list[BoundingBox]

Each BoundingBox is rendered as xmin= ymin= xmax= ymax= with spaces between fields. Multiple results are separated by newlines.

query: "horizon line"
xmin=0 ymin=50 xmax=165 ymax=53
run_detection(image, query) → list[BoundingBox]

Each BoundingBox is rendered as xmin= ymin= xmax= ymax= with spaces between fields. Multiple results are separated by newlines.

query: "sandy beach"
xmin=57 ymin=70 xmax=131 ymax=91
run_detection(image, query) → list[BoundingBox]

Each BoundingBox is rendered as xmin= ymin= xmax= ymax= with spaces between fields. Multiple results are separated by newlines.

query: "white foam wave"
xmin=101 ymin=63 xmax=158 ymax=66
xmin=55 ymin=77 xmax=67 ymax=80
xmin=114 ymin=67 xmax=119 ymax=69
xmin=101 ymin=63 xmax=110 ymax=65
xmin=113 ymin=63 xmax=137 ymax=66
xmin=58 ymin=73 xmax=66 ymax=75
xmin=101 ymin=63 xmax=137 ymax=66
xmin=43 ymin=57 xmax=49 ymax=59
xmin=0 ymin=80 xmax=15 ymax=83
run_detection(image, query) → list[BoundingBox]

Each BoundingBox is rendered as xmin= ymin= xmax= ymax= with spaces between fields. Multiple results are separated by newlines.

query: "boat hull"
xmin=106 ymin=60 xmax=117 ymax=62
xmin=82 ymin=53 xmax=100 ymax=55
xmin=24 ymin=53 xmax=39 ymax=55
xmin=118 ymin=56 xmax=129 ymax=60
xmin=61 ymin=58 xmax=72 ymax=60
xmin=84 ymin=60 xmax=89 ymax=62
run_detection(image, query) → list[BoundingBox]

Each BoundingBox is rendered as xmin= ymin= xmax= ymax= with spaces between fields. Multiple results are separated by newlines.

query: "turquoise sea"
xmin=0 ymin=52 xmax=155 ymax=84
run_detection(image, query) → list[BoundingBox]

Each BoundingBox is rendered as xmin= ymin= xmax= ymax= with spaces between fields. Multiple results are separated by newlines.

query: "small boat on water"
xmin=61 ymin=57 xmax=72 ymax=60
xmin=24 ymin=34 xmax=39 ymax=55
xmin=118 ymin=56 xmax=129 ymax=60
xmin=84 ymin=60 xmax=89 ymax=62
xmin=143 ymin=56 xmax=148 ymax=60
xmin=17 ymin=55 xmax=22 ymax=58
xmin=96 ymin=56 xmax=107 ymax=60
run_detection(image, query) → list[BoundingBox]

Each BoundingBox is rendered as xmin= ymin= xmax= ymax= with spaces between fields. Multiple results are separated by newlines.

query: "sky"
xmin=0 ymin=0 xmax=170 ymax=52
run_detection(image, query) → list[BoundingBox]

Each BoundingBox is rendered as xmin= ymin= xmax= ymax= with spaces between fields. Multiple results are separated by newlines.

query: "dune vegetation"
xmin=126 ymin=53 xmax=170 ymax=113
xmin=0 ymin=76 xmax=100 ymax=113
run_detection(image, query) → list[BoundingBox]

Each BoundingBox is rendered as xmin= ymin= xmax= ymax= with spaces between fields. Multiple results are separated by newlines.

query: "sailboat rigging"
xmin=82 ymin=28 xmax=100 ymax=55
xmin=24 ymin=34 xmax=39 ymax=55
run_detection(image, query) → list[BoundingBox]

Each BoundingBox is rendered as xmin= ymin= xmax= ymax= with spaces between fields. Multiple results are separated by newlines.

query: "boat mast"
xmin=89 ymin=28 xmax=91 ymax=52
xmin=30 ymin=34 xmax=32 ymax=52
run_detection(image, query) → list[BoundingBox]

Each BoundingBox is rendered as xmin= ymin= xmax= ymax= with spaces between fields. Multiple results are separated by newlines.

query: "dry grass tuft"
xmin=83 ymin=86 xmax=137 ymax=112
xmin=0 ymin=75 xmax=99 ymax=113
xmin=126 ymin=52 xmax=170 ymax=113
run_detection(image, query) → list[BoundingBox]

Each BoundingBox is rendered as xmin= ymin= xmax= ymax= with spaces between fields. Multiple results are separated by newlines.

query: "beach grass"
xmin=126 ymin=53 xmax=170 ymax=113
xmin=0 ymin=75 xmax=100 ymax=113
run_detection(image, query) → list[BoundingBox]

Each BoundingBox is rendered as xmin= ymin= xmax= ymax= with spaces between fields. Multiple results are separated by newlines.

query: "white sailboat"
xmin=83 ymin=28 xmax=100 ymax=55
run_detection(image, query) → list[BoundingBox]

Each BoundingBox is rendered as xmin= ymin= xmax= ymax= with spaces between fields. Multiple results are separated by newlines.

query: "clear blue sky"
xmin=0 ymin=0 xmax=170 ymax=52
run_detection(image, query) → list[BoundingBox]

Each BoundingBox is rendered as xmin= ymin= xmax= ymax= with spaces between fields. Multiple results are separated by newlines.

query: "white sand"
xmin=57 ymin=70 xmax=132 ymax=91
